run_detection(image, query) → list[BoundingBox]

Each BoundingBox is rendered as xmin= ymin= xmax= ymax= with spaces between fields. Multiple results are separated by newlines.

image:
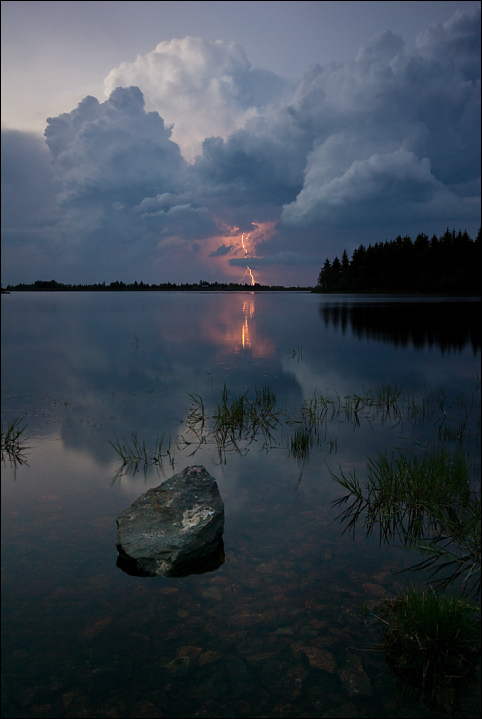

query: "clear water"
xmin=1 ymin=291 xmax=480 ymax=718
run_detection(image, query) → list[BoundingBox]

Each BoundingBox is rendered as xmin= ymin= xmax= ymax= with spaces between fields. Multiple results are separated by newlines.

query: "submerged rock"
xmin=337 ymin=652 xmax=372 ymax=696
xmin=115 ymin=466 xmax=225 ymax=576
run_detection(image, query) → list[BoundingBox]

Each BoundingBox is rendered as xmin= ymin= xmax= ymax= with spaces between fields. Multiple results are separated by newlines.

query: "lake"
xmin=1 ymin=291 xmax=480 ymax=718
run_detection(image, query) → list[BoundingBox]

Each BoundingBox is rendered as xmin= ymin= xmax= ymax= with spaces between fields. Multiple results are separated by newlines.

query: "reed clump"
xmin=1 ymin=418 xmax=29 ymax=465
xmin=374 ymin=585 xmax=480 ymax=707
xmin=332 ymin=446 xmax=472 ymax=539
xmin=331 ymin=446 xmax=480 ymax=596
xmin=289 ymin=425 xmax=313 ymax=462
xmin=405 ymin=491 xmax=480 ymax=597
xmin=180 ymin=383 xmax=282 ymax=462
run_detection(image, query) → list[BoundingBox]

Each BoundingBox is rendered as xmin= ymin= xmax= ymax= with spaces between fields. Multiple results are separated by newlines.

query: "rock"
xmin=299 ymin=646 xmax=337 ymax=673
xmin=362 ymin=582 xmax=386 ymax=597
xmin=337 ymin=652 xmax=372 ymax=696
xmin=162 ymin=656 xmax=191 ymax=676
xmin=198 ymin=651 xmax=222 ymax=667
xmin=115 ymin=466 xmax=224 ymax=576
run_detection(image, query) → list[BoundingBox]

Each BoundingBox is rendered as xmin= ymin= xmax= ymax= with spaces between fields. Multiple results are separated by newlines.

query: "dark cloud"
xmin=1 ymin=129 xmax=64 ymax=282
xmin=194 ymin=114 xmax=309 ymax=210
xmin=281 ymin=8 xmax=481 ymax=228
xmin=2 ymin=8 xmax=480 ymax=286
xmin=209 ymin=243 xmax=234 ymax=257
xmin=229 ymin=251 xmax=320 ymax=268
xmin=1 ymin=129 xmax=59 ymax=232
xmin=45 ymin=86 xmax=187 ymax=207
xmin=39 ymin=86 xmax=205 ymax=281
xmin=137 ymin=203 xmax=218 ymax=240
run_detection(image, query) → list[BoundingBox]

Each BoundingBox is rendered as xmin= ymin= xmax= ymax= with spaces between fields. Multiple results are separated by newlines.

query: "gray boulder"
xmin=115 ymin=465 xmax=225 ymax=576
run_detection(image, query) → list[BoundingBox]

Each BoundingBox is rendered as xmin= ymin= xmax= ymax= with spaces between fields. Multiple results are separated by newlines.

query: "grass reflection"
xmin=111 ymin=379 xmax=480 ymax=478
xmin=109 ymin=431 xmax=175 ymax=476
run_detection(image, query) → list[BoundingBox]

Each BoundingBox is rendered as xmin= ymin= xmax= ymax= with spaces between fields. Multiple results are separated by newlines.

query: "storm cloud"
xmin=1 ymin=6 xmax=480 ymax=286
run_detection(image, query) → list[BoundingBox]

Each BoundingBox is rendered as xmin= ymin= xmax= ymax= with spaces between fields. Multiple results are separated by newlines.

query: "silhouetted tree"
xmin=315 ymin=229 xmax=479 ymax=293
xmin=317 ymin=258 xmax=332 ymax=289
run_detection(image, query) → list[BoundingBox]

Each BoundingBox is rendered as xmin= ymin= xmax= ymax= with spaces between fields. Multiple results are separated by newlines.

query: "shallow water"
xmin=1 ymin=291 xmax=480 ymax=718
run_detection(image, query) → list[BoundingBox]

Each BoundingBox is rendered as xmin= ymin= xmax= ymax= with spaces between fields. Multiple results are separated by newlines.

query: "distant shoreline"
xmin=2 ymin=286 xmax=480 ymax=297
xmin=2 ymin=284 xmax=313 ymax=293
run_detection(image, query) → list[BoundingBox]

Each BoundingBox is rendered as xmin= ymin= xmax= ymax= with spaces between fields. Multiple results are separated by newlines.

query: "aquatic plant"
xmin=111 ymin=377 xmax=480 ymax=470
xmin=1 ymin=418 xmax=29 ymax=465
xmin=288 ymin=345 xmax=303 ymax=362
xmin=213 ymin=384 xmax=249 ymax=436
xmin=373 ymin=585 xmax=480 ymax=707
xmin=296 ymin=383 xmax=408 ymax=433
xmin=180 ymin=383 xmax=282 ymax=463
xmin=331 ymin=446 xmax=480 ymax=596
xmin=402 ymin=493 xmax=481 ymax=598
xmin=332 ymin=446 xmax=472 ymax=539
xmin=289 ymin=425 xmax=313 ymax=462
xmin=375 ymin=383 xmax=403 ymax=412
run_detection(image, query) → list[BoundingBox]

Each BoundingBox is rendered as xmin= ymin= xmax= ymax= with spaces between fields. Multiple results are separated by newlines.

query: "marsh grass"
xmin=402 ymin=493 xmax=481 ymax=598
xmin=183 ymin=381 xmax=458 ymax=465
xmin=331 ymin=446 xmax=480 ymax=596
xmin=288 ymin=345 xmax=303 ymax=362
xmin=332 ymin=446 xmax=473 ymax=539
xmin=213 ymin=384 xmax=249 ymax=437
xmin=297 ymin=383 xmax=410 ymax=434
xmin=289 ymin=425 xmax=313 ymax=462
xmin=1 ymin=418 xmax=29 ymax=466
xmin=180 ymin=383 xmax=283 ymax=462
xmin=111 ymin=378 xmax=479 ymax=486
xmin=376 ymin=383 xmax=403 ymax=411
xmin=373 ymin=585 xmax=480 ymax=707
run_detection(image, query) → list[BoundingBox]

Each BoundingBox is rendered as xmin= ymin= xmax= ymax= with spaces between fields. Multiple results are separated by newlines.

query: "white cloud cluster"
xmin=104 ymin=37 xmax=292 ymax=162
xmin=1 ymin=7 xmax=480 ymax=285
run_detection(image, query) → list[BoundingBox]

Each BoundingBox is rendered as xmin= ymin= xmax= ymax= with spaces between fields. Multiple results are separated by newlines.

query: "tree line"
xmin=4 ymin=279 xmax=311 ymax=292
xmin=315 ymin=228 xmax=481 ymax=294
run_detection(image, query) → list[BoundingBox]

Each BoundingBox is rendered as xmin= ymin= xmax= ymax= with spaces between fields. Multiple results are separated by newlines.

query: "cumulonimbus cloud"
xmin=104 ymin=36 xmax=293 ymax=162
xmin=1 ymin=7 xmax=480 ymax=285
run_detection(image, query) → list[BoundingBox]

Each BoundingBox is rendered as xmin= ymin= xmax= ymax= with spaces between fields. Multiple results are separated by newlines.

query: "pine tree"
xmin=317 ymin=258 xmax=332 ymax=289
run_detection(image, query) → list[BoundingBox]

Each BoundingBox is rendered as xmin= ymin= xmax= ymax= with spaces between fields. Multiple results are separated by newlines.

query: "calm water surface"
xmin=1 ymin=292 xmax=480 ymax=718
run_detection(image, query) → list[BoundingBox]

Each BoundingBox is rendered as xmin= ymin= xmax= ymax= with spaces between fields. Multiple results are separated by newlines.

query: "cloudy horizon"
xmin=1 ymin=1 xmax=480 ymax=287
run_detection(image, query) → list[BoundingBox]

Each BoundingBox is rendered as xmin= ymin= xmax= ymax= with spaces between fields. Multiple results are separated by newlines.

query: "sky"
xmin=1 ymin=1 xmax=480 ymax=287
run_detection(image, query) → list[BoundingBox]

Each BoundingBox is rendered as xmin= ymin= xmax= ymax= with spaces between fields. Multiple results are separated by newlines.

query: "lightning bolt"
xmin=240 ymin=233 xmax=256 ymax=286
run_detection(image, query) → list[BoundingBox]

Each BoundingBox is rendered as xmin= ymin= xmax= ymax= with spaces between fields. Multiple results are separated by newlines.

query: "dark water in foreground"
xmin=1 ymin=292 xmax=480 ymax=718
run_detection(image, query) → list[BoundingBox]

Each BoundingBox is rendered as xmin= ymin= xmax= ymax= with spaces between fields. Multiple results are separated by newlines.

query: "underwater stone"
xmin=337 ymin=652 xmax=372 ymax=696
xmin=115 ymin=465 xmax=224 ymax=576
